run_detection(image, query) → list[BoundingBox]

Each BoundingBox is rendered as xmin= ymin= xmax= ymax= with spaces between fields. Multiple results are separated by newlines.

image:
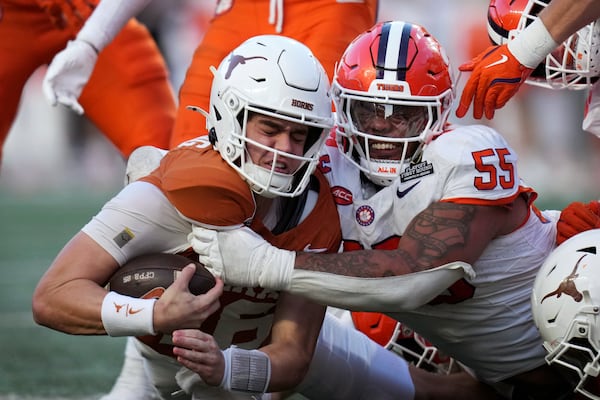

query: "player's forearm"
xmin=287 ymin=260 xmax=475 ymax=312
xmin=32 ymin=281 xmax=108 ymax=335
xmin=77 ymin=0 xmax=153 ymax=51
xmin=539 ymin=0 xmax=600 ymax=44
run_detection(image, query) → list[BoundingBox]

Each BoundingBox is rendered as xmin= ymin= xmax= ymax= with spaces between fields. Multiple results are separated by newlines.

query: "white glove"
xmin=43 ymin=39 xmax=98 ymax=115
xmin=188 ymin=226 xmax=295 ymax=290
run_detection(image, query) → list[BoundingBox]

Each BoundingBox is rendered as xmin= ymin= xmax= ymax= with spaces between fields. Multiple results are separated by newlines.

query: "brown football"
xmin=107 ymin=253 xmax=216 ymax=357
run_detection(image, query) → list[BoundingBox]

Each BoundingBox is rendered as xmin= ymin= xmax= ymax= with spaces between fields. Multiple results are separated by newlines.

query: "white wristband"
xmin=101 ymin=291 xmax=156 ymax=337
xmin=508 ymin=17 xmax=558 ymax=68
xmin=220 ymin=347 xmax=271 ymax=393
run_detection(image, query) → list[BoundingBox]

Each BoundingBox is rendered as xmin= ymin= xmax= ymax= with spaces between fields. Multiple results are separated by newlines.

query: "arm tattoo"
xmin=295 ymin=202 xmax=477 ymax=277
xmin=405 ymin=202 xmax=476 ymax=270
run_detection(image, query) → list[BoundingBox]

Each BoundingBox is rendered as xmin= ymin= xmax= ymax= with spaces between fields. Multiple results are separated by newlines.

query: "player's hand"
xmin=173 ymin=329 xmax=225 ymax=387
xmin=557 ymin=201 xmax=600 ymax=245
xmin=43 ymin=40 xmax=98 ymax=115
xmin=189 ymin=226 xmax=295 ymax=290
xmin=456 ymin=44 xmax=534 ymax=120
xmin=153 ymin=264 xmax=223 ymax=334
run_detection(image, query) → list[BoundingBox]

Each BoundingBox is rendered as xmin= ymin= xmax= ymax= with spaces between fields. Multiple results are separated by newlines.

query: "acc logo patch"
xmin=331 ymin=185 xmax=352 ymax=205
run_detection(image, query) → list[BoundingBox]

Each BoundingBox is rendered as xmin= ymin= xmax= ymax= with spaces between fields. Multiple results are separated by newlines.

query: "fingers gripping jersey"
xmin=319 ymin=124 xmax=558 ymax=382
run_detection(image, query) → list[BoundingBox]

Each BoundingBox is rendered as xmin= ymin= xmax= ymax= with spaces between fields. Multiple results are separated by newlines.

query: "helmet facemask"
xmin=334 ymin=83 xmax=447 ymax=187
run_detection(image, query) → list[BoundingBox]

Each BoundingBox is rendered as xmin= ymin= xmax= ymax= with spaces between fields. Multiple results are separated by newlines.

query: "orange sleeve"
xmin=142 ymin=147 xmax=255 ymax=226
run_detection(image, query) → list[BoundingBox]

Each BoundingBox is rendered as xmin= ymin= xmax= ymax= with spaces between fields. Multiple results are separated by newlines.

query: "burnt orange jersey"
xmin=1 ymin=0 xmax=174 ymax=161
xmin=141 ymin=137 xmax=341 ymax=348
xmin=170 ymin=0 xmax=378 ymax=147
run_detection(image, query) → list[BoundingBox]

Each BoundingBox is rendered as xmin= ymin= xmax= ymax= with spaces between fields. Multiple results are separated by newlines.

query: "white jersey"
xmin=320 ymin=123 xmax=559 ymax=383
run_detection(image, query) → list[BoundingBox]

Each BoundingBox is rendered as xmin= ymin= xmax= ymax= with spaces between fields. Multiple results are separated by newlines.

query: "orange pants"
xmin=0 ymin=0 xmax=175 ymax=162
xmin=170 ymin=0 xmax=378 ymax=147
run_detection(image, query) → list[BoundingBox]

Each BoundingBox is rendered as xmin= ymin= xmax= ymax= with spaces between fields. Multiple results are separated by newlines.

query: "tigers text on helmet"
xmin=487 ymin=0 xmax=600 ymax=90
xmin=205 ymin=34 xmax=334 ymax=198
xmin=531 ymin=229 xmax=600 ymax=400
xmin=332 ymin=20 xmax=454 ymax=187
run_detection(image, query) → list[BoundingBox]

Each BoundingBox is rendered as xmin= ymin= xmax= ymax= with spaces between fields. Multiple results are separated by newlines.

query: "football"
xmin=107 ymin=253 xmax=216 ymax=298
xmin=106 ymin=253 xmax=217 ymax=357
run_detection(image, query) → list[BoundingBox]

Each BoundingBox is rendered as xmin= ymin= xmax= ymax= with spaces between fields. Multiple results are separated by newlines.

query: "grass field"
xmin=0 ymin=189 xmax=126 ymax=399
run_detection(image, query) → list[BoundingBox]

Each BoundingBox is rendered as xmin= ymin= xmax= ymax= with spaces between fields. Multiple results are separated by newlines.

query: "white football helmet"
xmin=202 ymin=34 xmax=333 ymax=198
xmin=487 ymin=0 xmax=600 ymax=90
xmin=332 ymin=20 xmax=454 ymax=187
xmin=531 ymin=229 xmax=600 ymax=399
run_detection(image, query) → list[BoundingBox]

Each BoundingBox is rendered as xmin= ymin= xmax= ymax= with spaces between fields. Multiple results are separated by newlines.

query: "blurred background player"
xmin=42 ymin=0 xmax=378 ymax=148
xmin=0 ymin=0 xmax=175 ymax=168
xmin=189 ymin=20 xmax=576 ymax=399
xmin=485 ymin=0 xmax=600 ymax=136
xmin=455 ymin=0 xmax=600 ymax=120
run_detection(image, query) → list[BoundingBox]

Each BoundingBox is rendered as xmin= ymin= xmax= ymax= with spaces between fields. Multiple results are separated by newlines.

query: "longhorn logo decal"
xmin=225 ymin=54 xmax=268 ymax=78
xmin=541 ymin=254 xmax=586 ymax=303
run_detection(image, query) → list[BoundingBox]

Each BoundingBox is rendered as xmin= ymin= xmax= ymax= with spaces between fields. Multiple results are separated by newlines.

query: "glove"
xmin=557 ymin=201 xmax=600 ymax=245
xmin=188 ymin=226 xmax=296 ymax=290
xmin=43 ymin=39 xmax=98 ymax=115
xmin=455 ymin=44 xmax=534 ymax=120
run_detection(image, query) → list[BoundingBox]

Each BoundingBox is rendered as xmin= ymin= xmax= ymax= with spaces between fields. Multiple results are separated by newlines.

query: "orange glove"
xmin=455 ymin=44 xmax=534 ymax=120
xmin=556 ymin=201 xmax=600 ymax=245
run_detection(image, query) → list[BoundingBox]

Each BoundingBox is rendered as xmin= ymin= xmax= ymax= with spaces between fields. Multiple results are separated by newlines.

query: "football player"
xmin=42 ymin=0 xmax=378 ymax=148
xmin=189 ymin=21 xmax=575 ymax=399
xmin=455 ymin=0 xmax=600 ymax=120
xmin=34 ymin=35 xmax=445 ymax=400
xmin=1 ymin=0 xmax=175 ymax=164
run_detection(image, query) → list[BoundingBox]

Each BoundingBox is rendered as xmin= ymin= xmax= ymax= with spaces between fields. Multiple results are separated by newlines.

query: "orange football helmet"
xmin=487 ymin=0 xmax=600 ymax=90
xmin=332 ymin=20 xmax=454 ymax=187
xmin=351 ymin=311 xmax=456 ymax=374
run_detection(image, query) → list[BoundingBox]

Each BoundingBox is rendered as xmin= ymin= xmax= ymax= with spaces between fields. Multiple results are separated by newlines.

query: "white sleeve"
xmin=76 ymin=0 xmax=153 ymax=51
xmin=82 ymin=181 xmax=192 ymax=265
xmin=288 ymin=262 xmax=475 ymax=312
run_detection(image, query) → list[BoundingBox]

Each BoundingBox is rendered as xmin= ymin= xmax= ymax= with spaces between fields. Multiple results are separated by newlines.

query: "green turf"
xmin=0 ymin=190 xmax=126 ymax=398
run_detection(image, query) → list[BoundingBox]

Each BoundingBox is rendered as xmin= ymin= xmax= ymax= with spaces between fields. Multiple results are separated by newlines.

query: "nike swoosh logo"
xmin=485 ymin=54 xmax=508 ymax=69
xmin=396 ymin=181 xmax=421 ymax=199
xmin=127 ymin=305 xmax=144 ymax=316
xmin=303 ymin=244 xmax=328 ymax=253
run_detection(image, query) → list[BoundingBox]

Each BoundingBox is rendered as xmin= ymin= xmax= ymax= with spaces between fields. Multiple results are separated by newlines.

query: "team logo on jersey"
xmin=356 ymin=205 xmax=375 ymax=226
xmin=541 ymin=254 xmax=586 ymax=304
xmin=331 ymin=185 xmax=352 ymax=205
xmin=225 ymin=54 xmax=268 ymax=79
xmin=400 ymin=161 xmax=434 ymax=182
